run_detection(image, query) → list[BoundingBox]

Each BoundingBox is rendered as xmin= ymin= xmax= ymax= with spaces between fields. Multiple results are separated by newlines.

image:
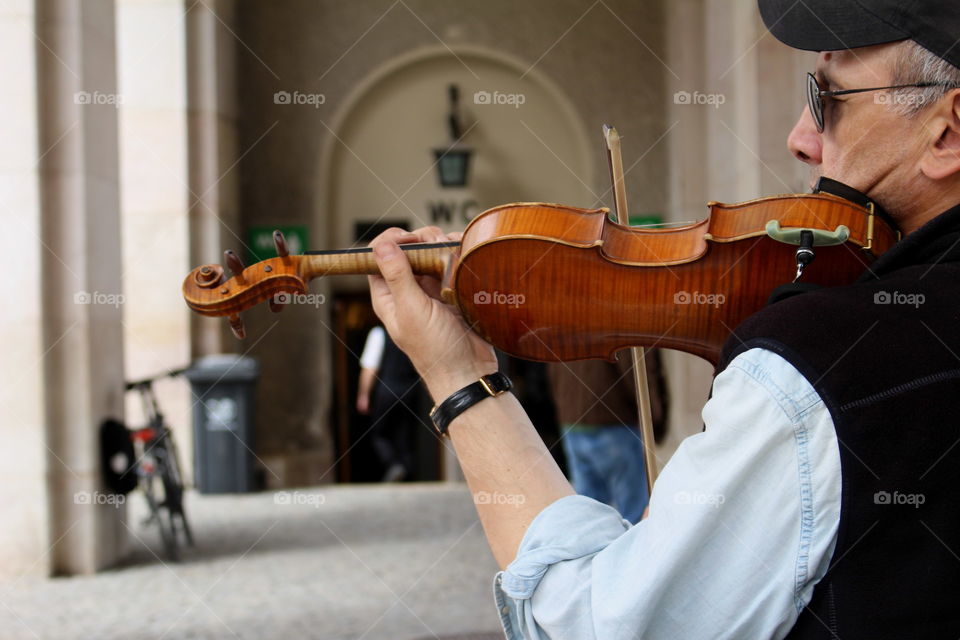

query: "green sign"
xmin=607 ymin=212 xmax=664 ymax=227
xmin=247 ymin=225 xmax=309 ymax=263
xmin=629 ymin=214 xmax=663 ymax=228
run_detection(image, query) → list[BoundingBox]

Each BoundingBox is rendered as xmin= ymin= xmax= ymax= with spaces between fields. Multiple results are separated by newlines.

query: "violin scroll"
xmin=182 ymin=230 xmax=308 ymax=338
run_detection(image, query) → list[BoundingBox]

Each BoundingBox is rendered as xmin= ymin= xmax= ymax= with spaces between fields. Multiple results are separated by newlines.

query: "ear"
xmin=919 ymin=90 xmax=960 ymax=181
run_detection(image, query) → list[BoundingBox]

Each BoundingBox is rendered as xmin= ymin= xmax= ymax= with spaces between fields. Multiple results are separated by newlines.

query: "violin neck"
xmin=300 ymin=241 xmax=458 ymax=279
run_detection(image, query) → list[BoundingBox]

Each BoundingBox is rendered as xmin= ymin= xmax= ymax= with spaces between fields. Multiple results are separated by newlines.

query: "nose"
xmin=787 ymin=106 xmax=822 ymax=165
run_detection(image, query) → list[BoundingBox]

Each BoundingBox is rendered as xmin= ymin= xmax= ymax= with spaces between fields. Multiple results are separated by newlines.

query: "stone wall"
xmin=230 ymin=0 xmax=671 ymax=484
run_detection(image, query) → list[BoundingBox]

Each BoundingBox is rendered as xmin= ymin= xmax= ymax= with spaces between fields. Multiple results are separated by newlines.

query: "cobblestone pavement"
xmin=1 ymin=484 xmax=506 ymax=640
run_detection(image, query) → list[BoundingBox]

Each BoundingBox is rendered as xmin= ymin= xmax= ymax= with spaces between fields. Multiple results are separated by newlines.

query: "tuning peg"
xmin=224 ymin=250 xmax=245 ymax=279
xmin=273 ymin=230 xmax=289 ymax=258
xmin=268 ymin=291 xmax=287 ymax=314
xmin=227 ymin=314 xmax=246 ymax=339
xmin=193 ymin=264 xmax=224 ymax=289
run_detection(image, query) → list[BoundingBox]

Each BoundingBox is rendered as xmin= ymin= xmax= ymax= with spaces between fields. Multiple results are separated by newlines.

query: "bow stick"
xmin=603 ymin=124 xmax=659 ymax=495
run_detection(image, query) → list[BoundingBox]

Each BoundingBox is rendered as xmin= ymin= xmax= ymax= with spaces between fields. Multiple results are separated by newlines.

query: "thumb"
xmin=372 ymin=240 xmax=428 ymax=311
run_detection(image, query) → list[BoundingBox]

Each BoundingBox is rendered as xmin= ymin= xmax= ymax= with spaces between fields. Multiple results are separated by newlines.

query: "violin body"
xmin=182 ymin=193 xmax=898 ymax=366
xmin=449 ymin=196 xmax=897 ymax=365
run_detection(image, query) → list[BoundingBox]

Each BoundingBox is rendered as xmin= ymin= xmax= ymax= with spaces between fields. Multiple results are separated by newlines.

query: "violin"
xmin=183 ymin=194 xmax=898 ymax=366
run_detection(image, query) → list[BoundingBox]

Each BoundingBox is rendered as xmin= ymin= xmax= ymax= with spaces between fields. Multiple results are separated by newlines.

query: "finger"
xmin=416 ymin=252 xmax=462 ymax=306
xmin=367 ymin=272 xmax=396 ymax=326
xmin=415 ymin=229 xmax=450 ymax=299
xmin=368 ymin=227 xmax=419 ymax=248
xmin=418 ymin=226 xmax=445 ymax=243
xmin=369 ymin=226 xmax=449 ymax=247
xmin=368 ymin=270 xmax=389 ymax=301
xmin=397 ymin=226 xmax=445 ymax=247
xmin=416 ymin=274 xmax=443 ymax=300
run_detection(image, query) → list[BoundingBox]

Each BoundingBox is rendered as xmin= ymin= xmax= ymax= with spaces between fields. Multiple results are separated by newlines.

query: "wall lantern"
xmin=434 ymin=84 xmax=473 ymax=188
xmin=434 ymin=147 xmax=472 ymax=187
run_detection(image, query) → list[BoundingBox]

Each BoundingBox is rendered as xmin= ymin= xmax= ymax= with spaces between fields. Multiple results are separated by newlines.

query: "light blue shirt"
xmin=494 ymin=348 xmax=842 ymax=639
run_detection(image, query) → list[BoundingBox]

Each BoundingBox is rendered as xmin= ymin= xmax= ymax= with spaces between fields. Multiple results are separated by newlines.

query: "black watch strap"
xmin=429 ymin=372 xmax=513 ymax=435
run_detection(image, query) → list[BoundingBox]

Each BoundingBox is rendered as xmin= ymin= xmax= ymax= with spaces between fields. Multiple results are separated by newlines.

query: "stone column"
xmin=35 ymin=0 xmax=127 ymax=574
xmin=185 ymin=0 xmax=240 ymax=359
xmin=117 ymin=0 xmax=191 ymax=482
xmin=0 ymin=0 xmax=49 ymax=580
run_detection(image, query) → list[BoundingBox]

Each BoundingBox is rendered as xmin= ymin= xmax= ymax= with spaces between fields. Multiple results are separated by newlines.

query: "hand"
xmin=356 ymin=393 xmax=369 ymax=415
xmin=368 ymin=226 xmax=498 ymax=401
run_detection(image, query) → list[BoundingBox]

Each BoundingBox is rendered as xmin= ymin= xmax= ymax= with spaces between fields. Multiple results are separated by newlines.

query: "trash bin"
xmin=185 ymin=354 xmax=259 ymax=493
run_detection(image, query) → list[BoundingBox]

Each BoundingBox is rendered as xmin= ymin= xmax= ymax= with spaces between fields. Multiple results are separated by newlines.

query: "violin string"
xmin=304 ymin=241 xmax=459 ymax=256
xmin=625 ymin=220 xmax=697 ymax=229
xmin=304 ymin=224 xmax=693 ymax=255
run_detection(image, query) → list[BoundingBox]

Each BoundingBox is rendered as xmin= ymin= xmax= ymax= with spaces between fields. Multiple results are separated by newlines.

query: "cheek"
xmin=817 ymin=136 xmax=845 ymax=177
xmin=823 ymin=120 xmax=910 ymax=193
xmin=821 ymin=119 xmax=874 ymax=182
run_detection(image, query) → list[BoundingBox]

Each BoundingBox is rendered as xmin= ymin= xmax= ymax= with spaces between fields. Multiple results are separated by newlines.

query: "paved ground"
xmin=1 ymin=484 xmax=506 ymax=640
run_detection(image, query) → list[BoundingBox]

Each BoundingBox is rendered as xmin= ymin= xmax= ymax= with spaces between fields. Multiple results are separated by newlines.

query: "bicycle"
xmin=124 ymin=368 xmax=195 ymax=561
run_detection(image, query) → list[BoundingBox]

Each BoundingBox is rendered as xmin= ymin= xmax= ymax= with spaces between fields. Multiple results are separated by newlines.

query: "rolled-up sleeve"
xmin=492 ymin=348 xmax=841 ymax=640
xmin=494 ymin=496 xmax=629 ymax=638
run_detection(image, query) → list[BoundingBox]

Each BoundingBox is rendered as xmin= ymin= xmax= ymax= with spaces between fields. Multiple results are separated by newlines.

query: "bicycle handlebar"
xmin=125 ymin=367 xmax=188 ymax=391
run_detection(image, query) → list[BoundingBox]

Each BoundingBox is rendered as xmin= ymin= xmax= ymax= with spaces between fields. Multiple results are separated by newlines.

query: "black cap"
xmin=758 ymin=0 xmax=960 ymax=70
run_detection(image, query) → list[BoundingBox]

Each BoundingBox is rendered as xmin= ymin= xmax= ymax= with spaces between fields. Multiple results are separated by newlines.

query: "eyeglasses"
xmin=805 ymin=72 xmax=952 ymax=133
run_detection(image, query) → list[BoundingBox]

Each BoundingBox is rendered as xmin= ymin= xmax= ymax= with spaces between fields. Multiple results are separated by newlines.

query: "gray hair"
xmin=888 ymin=40 xmax=960 ymax=116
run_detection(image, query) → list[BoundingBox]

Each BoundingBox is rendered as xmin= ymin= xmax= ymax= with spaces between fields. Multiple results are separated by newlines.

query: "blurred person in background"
xmin=548 ymin=353 xmax=667 ymax=523
xmin=357 ymin=325 xmax=422 ymax=482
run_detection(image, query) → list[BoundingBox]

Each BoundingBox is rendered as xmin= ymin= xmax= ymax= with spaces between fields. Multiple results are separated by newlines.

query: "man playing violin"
xmin=368 ymin=1 xmax=960 ymax=637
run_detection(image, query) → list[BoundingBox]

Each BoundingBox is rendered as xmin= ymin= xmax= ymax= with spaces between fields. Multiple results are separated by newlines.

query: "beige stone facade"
xmin=2 ymin=0 xmax=810 ymax=576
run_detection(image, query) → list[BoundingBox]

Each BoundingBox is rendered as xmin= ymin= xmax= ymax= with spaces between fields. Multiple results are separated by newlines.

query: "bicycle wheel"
xmin=156 ymin=428 xmax=194 ymax=548
xmin=142 ymin=472 xmax=178 ymax=561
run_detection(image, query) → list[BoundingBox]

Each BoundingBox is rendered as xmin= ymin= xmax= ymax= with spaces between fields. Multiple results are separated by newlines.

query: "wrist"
xmin=429 ymin=372 xmax=513 ymax=435
xmin=424 ymin=366 xmax=498 ymax=403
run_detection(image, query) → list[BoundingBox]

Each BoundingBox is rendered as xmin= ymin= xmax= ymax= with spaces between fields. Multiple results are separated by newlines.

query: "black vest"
xmin=716 ymin=204 xmax=960 ymax=639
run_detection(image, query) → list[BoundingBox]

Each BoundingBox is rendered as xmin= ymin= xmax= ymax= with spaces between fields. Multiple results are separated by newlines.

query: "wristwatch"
xmin=429 ymin=372 xmax=513 ymax=435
